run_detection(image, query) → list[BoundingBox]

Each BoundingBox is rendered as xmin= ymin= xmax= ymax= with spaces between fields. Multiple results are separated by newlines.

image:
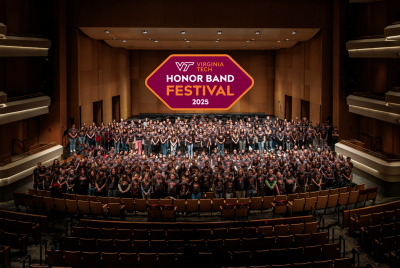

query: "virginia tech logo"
xmin=175 ymin=62 xmax=194 ymax=72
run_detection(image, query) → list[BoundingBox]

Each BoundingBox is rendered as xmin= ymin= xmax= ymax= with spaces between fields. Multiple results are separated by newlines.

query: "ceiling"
xmin=80 ymin=27 xmax=320 ymax=50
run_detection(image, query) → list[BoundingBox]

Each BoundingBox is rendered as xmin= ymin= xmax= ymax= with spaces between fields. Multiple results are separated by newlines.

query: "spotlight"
xmin=142 ymin=30 xmax=147 ymax=34
xmin=247 ymin=41 xmax=249 ymax=42
xmin=255 ymin=31 xmax=260 ymax=34
xmin=251 ymin=39 xmax=255 ymax=41
xmin=155 ymin=40 xmax=158 ymax=42
xmin=148 ymin=38 xmax=152 ymax=40
xmin=183 ymin=39 xmax=187 ymax=41
xmin=215 ymin=40 xmax=219 ymax=42
xmin=112 ymin=38 xmax=117 ymax=40
xmin=186 ymin=40 xmax=189 ymax=42
xmin=243 ymin=46 xmax=246 ymax=48
xmin=272 ymin=46 xmax=275 ymax=48
xmin=216 ymin=39 xmax=220 ymax=41
xmin=104 ymin=30 xmax=110 ymax=33
xmin=277 ymin=41 xmax=281 ymax=42
xmin=292 ymin=31 xmax=297 ymax=34
xmin=286 ymin=39 xmax=290 ymax=41
xmin=122 ymin=40 xmax=127 ymax=42
xmin=181 ymin=31 xmax=186 ymax=34
xmin=217 ymin=31 xmax=222 ymax=34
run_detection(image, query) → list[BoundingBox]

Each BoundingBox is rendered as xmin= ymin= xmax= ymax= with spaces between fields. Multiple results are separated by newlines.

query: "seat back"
xmin=78 ymin=200 xmax=91 ymax=214
xmin=326 ymin=194 xmax=339 ymax=209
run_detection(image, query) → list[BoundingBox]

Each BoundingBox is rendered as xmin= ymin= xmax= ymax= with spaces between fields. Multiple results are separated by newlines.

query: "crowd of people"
xmin=33 ymin=115 xmax=353 ymax=202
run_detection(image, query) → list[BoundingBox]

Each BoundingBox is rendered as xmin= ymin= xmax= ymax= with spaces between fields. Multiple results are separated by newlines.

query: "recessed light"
xmin=272 ymin=46 xmax=275 ymax=48
xmin=292 ymin=31 xmax=297 ymax=34
xmin=183 ymin=39 xmax=187 ymax=41
xmin=217 ymin=31 xmax=222 ymax=34
xmin=255 ymin=31 xmax=260 ymax=34
xmin=286 ymin=39 xmax=290 ymax=41
xmin=216 ymin=39 xmax=220 ymax=41
xmin=215 ymin=40 xmax=219 ymax=42
xmin=243 ymin=46 xmax=246 ymax=48
xmin=181 ymin=31 xmax=186 ymax=34
xmin=186 ymin=40 xmax=189 ymax=42
xmin=251 ymin=39 xmax=255 ymax=41
xmin=112 ymin=38 xmax=117 ymax=40
xmin=155 ymin=40 xmax=158 ymax=42
xmin=148 ymin=38 xmax=152 ymax=41
xmin=104 ymin=30 xmax=110 ymax=33
xmin=214 ymin=47 xmax=218 ymax=48
xmin=247 ymin=41 xmax=249 ymax=42
xmin=122 ymin=40 xmax=127 ymax=42
xmin=142 ymin=30 xmax=147 ymax=34
xmin=277 ymin=41 xmax=281 ymax=42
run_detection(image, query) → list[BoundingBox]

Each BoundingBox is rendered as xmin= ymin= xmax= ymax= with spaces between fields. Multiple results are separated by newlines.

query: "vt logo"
xmin=175 ymin=62 xmax=194 ymax=72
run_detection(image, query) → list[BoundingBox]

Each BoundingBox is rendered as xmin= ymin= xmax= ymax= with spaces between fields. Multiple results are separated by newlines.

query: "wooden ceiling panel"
xmin=81 ymin=27 xmax=319 ymax=50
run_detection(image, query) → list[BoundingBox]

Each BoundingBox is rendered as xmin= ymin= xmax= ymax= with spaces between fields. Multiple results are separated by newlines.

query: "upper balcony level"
xmin=0 ymin=92 xmax=51 ymax=125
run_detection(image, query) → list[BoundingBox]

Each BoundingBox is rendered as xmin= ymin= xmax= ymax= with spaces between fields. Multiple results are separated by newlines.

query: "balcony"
xmin=0 ymin=92 xmax=51 ymax=125
xmin=346 ymin=91 xmax=400 ymax=124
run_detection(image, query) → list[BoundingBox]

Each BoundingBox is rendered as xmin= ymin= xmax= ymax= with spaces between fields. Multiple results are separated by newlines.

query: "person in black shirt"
xmin=296 ymin=166 xmax=308 ymax=193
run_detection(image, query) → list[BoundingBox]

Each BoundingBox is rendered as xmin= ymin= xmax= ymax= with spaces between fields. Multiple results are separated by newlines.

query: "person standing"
xmin=68 ymin=124 xmax=78 ymax=153
xmin=78 ymin=127 xmax=86 ymax=150
xmin=186 ymin=132 xmax=194 ymax=159
xmin=143 ymin=130 xmax=152 ymax=156
xmin=108 ymin=168 xmax=119 ymax=197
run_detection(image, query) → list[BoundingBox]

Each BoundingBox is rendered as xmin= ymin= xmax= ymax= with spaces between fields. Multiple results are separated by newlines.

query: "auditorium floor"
xmin=1 ymin=167 xmax=396 ymax=267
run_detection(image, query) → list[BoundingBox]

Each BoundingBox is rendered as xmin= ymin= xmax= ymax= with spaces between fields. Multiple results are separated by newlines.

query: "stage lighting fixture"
xmin=183 ymin=39 xmax=187 ymax=41
xmin=142 ymin=30 xmax=147 ymax=33
xmin=215 ymin=40 xmax=219 ymax=42
xmin=122 ymin=40 xmax=127 ymax=42
xmin=155 ymin=40 xmax=158 ymax=42
xmin=251 ymin=39 xmax=255 ymax=41
xmin=255 ymin=31 xmax=260 ymax=34
xmin=286 ymin=39 xmax=290 ymax=41
xmin=292 ymin=31 xmax=297 ymax=34
xmin=181 ymin=31 xmax=186 ymax=34
xmin=217 ymin=31 xmax=222 ymax=34
xmin=247 ymin=41 xmax=249 ymax=42
xmin=216 ymin=39 xmax=220 ymax=41
xmin=186 ymin=40 xmax=189 ymax=42
xmin=104 ymin=30 xmax=110 ymax=33
xmin=112 ymin=38 xmax=117 ymax=40
xmin=277 ymin=41 xmax=281 ymax=42
xmin=148 ymin=38 xmax=152 ymax=40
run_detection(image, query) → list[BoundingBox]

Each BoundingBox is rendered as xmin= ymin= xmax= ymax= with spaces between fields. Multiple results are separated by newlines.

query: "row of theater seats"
xmin=61 ymin=233 xmax=331 ymax=253
xmin=45 ymin=249 xmax=354 ymax=268
xmin=69 ymin=223 xmax=319 ymax=240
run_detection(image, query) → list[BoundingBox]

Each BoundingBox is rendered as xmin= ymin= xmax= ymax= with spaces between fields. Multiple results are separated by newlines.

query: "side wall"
xmin=274 ymin=30 xmax=332 ymax=123
xmin=130 ymin=50 xmax=275 ymax=115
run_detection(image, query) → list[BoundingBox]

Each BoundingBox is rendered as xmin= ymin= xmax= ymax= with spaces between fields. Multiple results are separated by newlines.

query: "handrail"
xmin=6 ymin=92 xmax=45 ymax=102
xmin=352 ymin=92 xmax=386 ymax=101
xmin=371 ymin=137 xmax=382 ymax=152
xmin=340 ymin=140 xmax=400 ymax=162
xmin=0 ymin=142 xmax=57 ymax=166
xmin=11 ymin=139 xmax=24 ymax=155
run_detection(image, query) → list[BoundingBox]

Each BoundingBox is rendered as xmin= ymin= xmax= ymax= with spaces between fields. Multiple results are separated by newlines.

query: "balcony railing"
xmin=6 ymin=92 xmax=45 ymax=102
xmin=351 ymin=92 xmax=386 ymax=101
xmin=340 ymin=140 xmax=400 ymax=162
xmin=0 ymin=142 xmax=57 ymax=166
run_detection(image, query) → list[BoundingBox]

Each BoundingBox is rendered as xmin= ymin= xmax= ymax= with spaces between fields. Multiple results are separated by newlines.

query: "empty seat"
xmin=82 ymin=252 xmax=101 ymax=268
xmin=115 ymin=239 xmax=133 ymax=253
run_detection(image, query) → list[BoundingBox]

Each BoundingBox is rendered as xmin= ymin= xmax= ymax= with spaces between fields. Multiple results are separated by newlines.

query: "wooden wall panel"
xmin=129 ymin=50 xmax=275 ymax=115
xmin=274 ymin=30 xmax=332 ymax=124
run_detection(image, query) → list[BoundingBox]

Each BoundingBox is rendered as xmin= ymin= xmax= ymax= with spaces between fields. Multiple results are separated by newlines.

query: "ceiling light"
xmin=251 ymin=39 xmax=255 ymax=41
xmin=112 ymin=38 xmax=117 ymax=40
xmin=142 ymin=30 xmax=147 ymax=34
xmin=217 ymin=31 xmax=222 ymax=34
xmin=104 ymin=30 xmax=110 ymax=33
xmin=277 ymin=41 xmax=281 ymax=42
xmin=272 ymin=46 xmax=275 ymax=48
xmin=216 ymin=39 xmax=220 ymax=41
xmin=243 ymin=46 xmax=246 ymax=48
xmin=255 ymin=31 xmax=260 ymax=34
xmin=286 ymin=39 xmax=290 ymax=41
xmin=215 ymin=40 xmax=219 ymax=42
xmin=186 ymin=40 xmax=189 ymax=42
xmin=292 ymin=31 xmax=297 ymax=34
xmin=148 ymin=38 xmax=152 ymax=40
xmin=214 ymin=47 xmax=218 ymax=48
xmin=122 ymin=40 xmax=126 ymax=42
xmin=155 ymin=40 xmax=158 ymax=42
xmin=183 ymin=39 xmax=187 ymax=41
xmin=181 ymin=31 xmax=186 ymax=34
xmin=247 ymin=41 xmax=249 ymax=42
